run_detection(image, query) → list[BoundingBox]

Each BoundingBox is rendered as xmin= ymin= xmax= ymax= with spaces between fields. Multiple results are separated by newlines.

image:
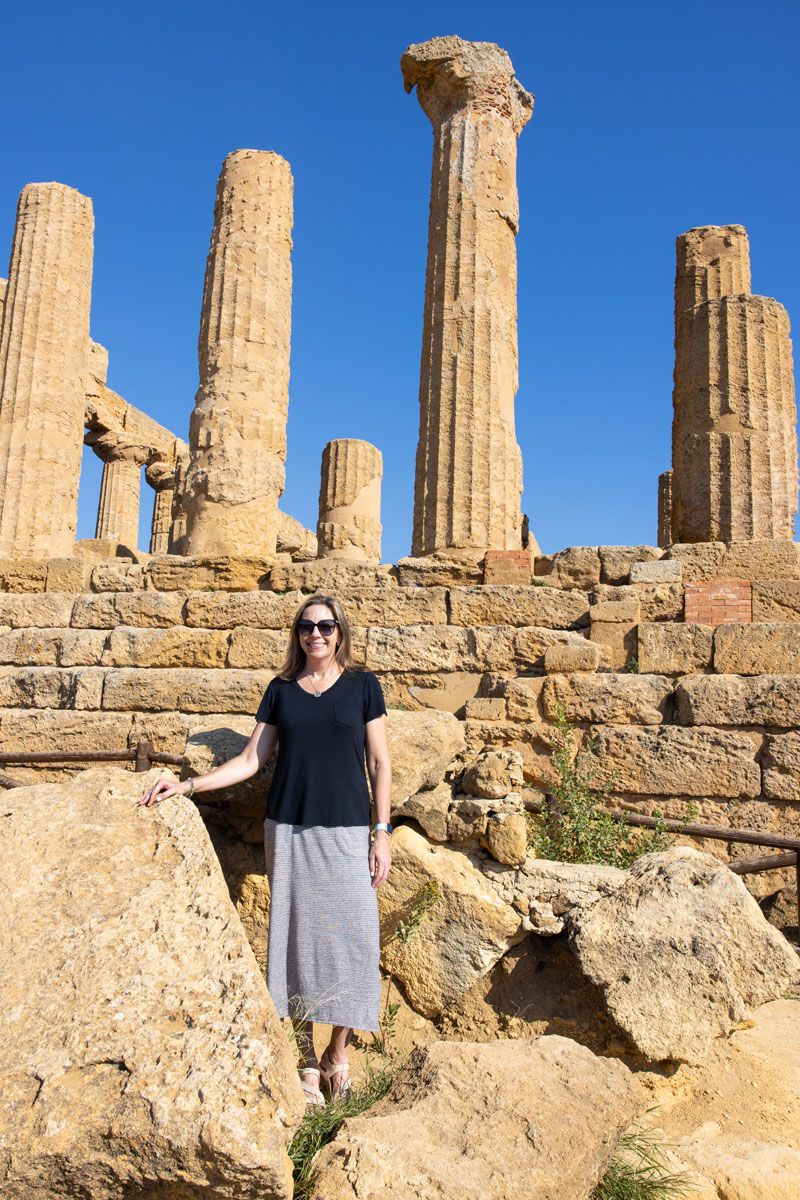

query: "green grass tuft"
xmin=593 ymin=1126 xmax=691 ymax=1200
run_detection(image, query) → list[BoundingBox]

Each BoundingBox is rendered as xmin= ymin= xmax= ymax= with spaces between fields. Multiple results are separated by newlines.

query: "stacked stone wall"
xmin=0 ymin=542 xmax=798 ymax=917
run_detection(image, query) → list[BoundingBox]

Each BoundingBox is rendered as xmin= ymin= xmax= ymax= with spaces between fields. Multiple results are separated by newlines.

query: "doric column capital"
xmin=88 ymin=430 xmax=150 ymax=467
xmin=145 ymin=459 xmax=177 ymax=492
xmin=401 ymin=36 xmax=533 ymax=133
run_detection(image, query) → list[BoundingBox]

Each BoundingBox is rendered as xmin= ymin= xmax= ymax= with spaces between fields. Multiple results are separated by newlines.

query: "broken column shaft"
xmin=317 ymin=439 xmax=382 ymax=562
xmin=183 ymin=149 xmax=293 ymax=557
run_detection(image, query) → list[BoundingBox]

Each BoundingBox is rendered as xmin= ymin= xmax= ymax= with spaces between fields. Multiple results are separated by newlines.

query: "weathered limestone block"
xmin=714 ymin=622 xmax=800 ymax=675
xmin=145 ymin=459 xmax=178 ymax=554
xmin=0 ymin=557 xmax=48 ymax=592
xmin=594 ymin=582 xmax=685 ymax=622
xmin=90 ymin=561 xmax=146 ymax=592
xmin=463 ymin=696 xmax=506 ymax=721
xmin=335 ymin=586 xmax=448 ymax=627
xmin=638 ymin=621 xmax=713 ymax=674
xmin=45 ymin=557 xmax=92 ymax=593
xmin=0 ymin=593 xmax=74 ymax=628
xmin=752 ymin=580 xmax=800 ymax=622
xmin=394 ymin=555 xmax=483 ymax=587
xmin=671 ymin=225 xmax=798 ymax=543
xmin=276 ymin=509 xmax=316 ymax=561
xmin=761 ymin=733 xmax=800 ymax=801
xmin=184 ymin=589 xmax=301 ymax=629
xmin=0 ymin=665 xmax=103 ymax=710
xmin=392 ymin=781 xmax=452 ymax=842
xmin=147 ymin=555 xmax=275 ymax=591
xmin=365 ymin=624 xmax=468 ymax=672
xmin=535 ymin=545 xmax=601 ymax=589
xmin=482 ymin=811 xmax=527 ymax=865
xmin=599 ymin=545 xmax=662 ymax=586
xmin=317 ymin=438 xmax=382 ymax=562
xmin=482 ymin=547 xmax=534 ymax=584
xmin=403 ymin=671 xmax=484 ymax=713
xmin=403 ymin=37 xmax=533 ymax=555
xmin=0 ymin=767 xmax=302 ymax=1198
xmin=104 ymin=626 xmax=230 ymax=669
xmin=379 ymin=825 xmax=525 ymax=1017
xmin=102 ymin=668 xmax=272 ymax=714
xmin=677 ymin=673 xmax=800 ymax=728
xmin=510 ymin=627 xmax=591 ymax=671
xmin=542 ymin=673 xmax=672 ymax=725
xmin=0 ymin=708 xmax=134 ymax=758
xmin=481 ymin=856 xmax=625 ymax=935
xmin=448 ymin=585 xmax=588 ymax=628
xmin=629 ymin=558 xmax=682 ymax=583
xmin=268 ymin=559 xmax=394 ymax=593
xmin=567 ymin=847 xmax=800 ymax=1063
xmin=184 ymin=150 xmax=293 ymax=557
xmin=667 ymin=540 xmax=800 ymax=582
xmin=589 ymin=597 xmax=639 ymax=670
xmin=227 ymin=627 xmax=289 ymax=669
xmin=310 ymin=1037 xmax=642 ymax=1200
xmin=461 ymin=748 xmax=523 ymax=798
xmin=72 ymin=590 xmax=187 ymax=628
xmin=463 ymin=718 xmax=556 ymax=790
xmin=387 ymin=709 xmax=466 ymax=804
xmin=587 ymin=725 xmax=760 ymax=797
xmin=0 ymin=628 xmax=108 ymax=667
xmin=543 ymin=641 xmax=601 ymax=672
xmin=487 ymin=674 xmax=545 ymax=721
xmin=94 ymin=440 xmax=149 ymax=550
xmin=0 ymin=184 xmax=94 ymax=557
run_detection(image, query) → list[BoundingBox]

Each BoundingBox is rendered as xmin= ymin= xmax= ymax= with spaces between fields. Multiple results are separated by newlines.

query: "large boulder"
xmin=387 ymin=709 xmax=466 ymax=803
xmin=0 ymin=767 xmax=303 ymax=1199
xmin=482 ymin=856 xmax=626 ymax=935
xmin=310 ymin=1036 xmax=643 ymax=1200
xmin=567 ymin=846 xmax=800 ymax=1064
xmin=378 ymin=825 xmax=525 ymax=1017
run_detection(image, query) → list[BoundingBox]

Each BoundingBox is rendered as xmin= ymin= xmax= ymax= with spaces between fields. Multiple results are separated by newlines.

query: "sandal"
xmin=320 ymin=1052 xmax=351 ymax=1101
xmin=299 ymin=1066 xmax=325 ymax=1108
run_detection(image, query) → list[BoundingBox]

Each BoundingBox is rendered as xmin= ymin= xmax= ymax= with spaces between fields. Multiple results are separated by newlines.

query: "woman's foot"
xmin=319 ymin=1050 xmax=351 ymax=1101
xmin=299 ymin=1066 xmax=325 ymax=1108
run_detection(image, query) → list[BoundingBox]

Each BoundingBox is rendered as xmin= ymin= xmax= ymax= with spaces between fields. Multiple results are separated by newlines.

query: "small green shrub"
xmin=623 ymin=653 xmax=640 ymax=674
xmin=593 ymin=1126 xmax=691 ymax=1199
xmin=528 ymin=705 xmax=674 ymax=869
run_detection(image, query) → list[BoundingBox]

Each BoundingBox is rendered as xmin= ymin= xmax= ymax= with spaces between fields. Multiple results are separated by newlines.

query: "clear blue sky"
xmin=2 ymin=0 xmax=798 ymax=560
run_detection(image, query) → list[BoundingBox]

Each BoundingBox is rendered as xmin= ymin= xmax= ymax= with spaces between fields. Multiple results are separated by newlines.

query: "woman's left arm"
xmin=365 ymin=714 xmax=392 ymax=888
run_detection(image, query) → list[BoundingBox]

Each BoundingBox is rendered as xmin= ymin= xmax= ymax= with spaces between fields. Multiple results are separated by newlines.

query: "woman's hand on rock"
xmin=137 ymin=777 xmax=187 ymax=808
xmin=369 ymin=831 xmax=391 ymax=889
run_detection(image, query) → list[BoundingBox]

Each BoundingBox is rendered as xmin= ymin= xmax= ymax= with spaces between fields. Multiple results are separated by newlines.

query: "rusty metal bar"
xmin=729 ymin=852 xmax=798 ymax=874
xmin=0 ymin=750 xmax=187 ymax=767
xmin=604 ymin=809 xmax=800 ymax=853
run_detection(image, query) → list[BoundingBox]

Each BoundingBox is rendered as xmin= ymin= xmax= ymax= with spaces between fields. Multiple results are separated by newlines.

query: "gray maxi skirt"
xmin=263 ymin=818 xmax=381 ymax=1031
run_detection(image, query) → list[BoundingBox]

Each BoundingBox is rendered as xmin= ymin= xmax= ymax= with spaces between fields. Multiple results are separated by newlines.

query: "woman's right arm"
xmin=137 ymin=721 xmax=278 ymax=808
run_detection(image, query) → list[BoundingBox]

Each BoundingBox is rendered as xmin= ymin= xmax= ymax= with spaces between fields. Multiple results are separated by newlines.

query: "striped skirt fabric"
xmin=263 ymin=818 xmax=381 ymax=1032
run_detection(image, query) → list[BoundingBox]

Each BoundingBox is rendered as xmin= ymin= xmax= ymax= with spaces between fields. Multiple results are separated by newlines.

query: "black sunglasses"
xmin=296 ymin=618 xmax=339 ymax=637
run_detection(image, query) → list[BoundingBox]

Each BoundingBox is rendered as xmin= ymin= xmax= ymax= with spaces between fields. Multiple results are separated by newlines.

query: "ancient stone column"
xmin=183 ymin=149 xmax=293 ymax=557
xmin=146 ymin=460 xmax=177 ymax=554
xmin=317 ymin=439 xmax=382 ymax=563
xmin=657 ymin=470 xmax=673 ymax=548
xmin=0 ymin=279 xmax=7 ymax=334
xmin=671 ymin=225 xmax=798 ymax=543
xmin=94 ymin=440 xmax=149 ymax=551
xmin=402 ymin=36 xmax=533 ymax=557
xmin=0 ymin=183 xmax=93 ymax=556
xmin=169 ymin=449 xmax=190 ymax=554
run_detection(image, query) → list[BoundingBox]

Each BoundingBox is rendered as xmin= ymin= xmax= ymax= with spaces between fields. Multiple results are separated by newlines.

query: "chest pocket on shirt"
xmin=333 ymin=694 xmax=361 ymax=728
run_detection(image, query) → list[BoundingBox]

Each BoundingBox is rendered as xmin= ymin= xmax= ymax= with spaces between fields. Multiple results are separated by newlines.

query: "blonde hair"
xmin=277 ymin=593 xmax=363 ymax=680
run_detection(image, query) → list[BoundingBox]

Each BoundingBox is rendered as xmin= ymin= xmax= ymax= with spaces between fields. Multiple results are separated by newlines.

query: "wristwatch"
xmin=372 ymin=822 xmax=393 ymax=835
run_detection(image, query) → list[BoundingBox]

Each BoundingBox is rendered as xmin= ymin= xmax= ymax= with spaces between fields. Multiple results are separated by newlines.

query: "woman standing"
xmin=138 ymin=593 xmax=392 ymax=1108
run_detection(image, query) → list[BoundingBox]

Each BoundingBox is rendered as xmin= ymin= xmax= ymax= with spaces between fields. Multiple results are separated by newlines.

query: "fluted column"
xmin=145 ymin=460 xmax=177 ymax=554
xmin=671 ymin=225 xmax=798 ymax=542
xmin=657 ymin=470 xmax=673 ymax=548
xmin=95 ymin=442 xmax=148 ymax=550
xmin=402 ymin=36 xmax=533 ymax=557
xmin=0 ymin=279 xmax=7 ymax=334
xmin=317 ymin=439 xmax=382 ymax=562
xmin=184 ymin=149 xmax=293 ymax=556
xmin=169 ymin=449 xmax=190 ymax=554
xmin=0 ymin=184 xmax=93 ymax=556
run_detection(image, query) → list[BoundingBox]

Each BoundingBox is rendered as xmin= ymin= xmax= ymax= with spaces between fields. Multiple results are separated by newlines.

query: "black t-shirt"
xmin=255 ymin=669 xmax=387 ymax=827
